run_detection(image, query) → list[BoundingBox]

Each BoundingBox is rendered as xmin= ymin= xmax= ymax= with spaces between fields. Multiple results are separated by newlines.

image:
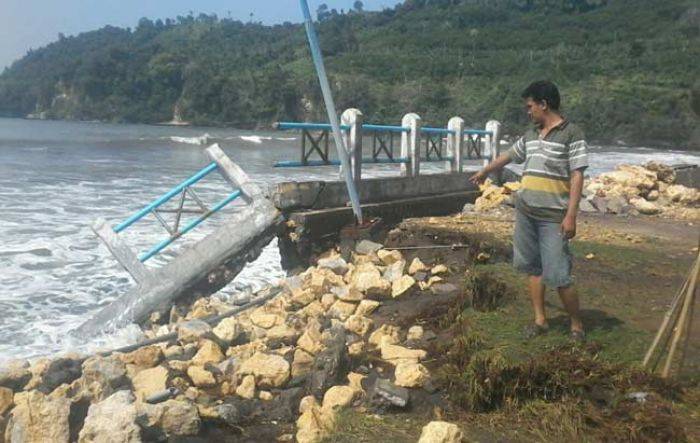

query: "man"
xmin=470 ymin=80 xmax=588 ymax=341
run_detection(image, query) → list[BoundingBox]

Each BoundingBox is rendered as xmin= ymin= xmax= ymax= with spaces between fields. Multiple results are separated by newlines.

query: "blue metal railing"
xmin=113 ymin=162 xmax=241 ymax=262
xmin=277 ymin=122 xmax=351 ymax=131
xmin=363 ymin=124 xmax=410 ymax=133
xmin=422 ymin=127 xmax=456 ymax=135
xmin=464 ymin=129 xmax=492 ymax=136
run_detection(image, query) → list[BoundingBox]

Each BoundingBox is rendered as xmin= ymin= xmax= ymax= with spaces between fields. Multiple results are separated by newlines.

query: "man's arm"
xmin=469 ymin=153 xmax=512 ymax=185
xmin=561 ymin=169 xmax=584 ymax=239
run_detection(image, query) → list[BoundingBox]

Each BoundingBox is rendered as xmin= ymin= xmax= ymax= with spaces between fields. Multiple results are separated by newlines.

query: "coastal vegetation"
xmin=0 ymin=0 xmax=698 ymax=147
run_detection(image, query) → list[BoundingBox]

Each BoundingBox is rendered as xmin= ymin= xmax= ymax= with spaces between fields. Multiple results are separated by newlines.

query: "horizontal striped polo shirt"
xmin=506 ymin=119 xmax=589 ymax=222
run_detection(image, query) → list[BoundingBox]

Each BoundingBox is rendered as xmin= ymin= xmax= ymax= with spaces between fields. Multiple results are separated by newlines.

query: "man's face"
xmin=524 ymin=97 xmax=547 ymax=125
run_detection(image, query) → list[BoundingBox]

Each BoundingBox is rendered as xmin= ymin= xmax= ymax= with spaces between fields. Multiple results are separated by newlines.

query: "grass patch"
xmin=321 ymin=409 xmax=424 ymax=443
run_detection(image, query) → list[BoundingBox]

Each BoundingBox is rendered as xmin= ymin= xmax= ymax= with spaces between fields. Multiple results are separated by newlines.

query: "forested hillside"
xmin=0 ymin=0 xmax=698 ymax=147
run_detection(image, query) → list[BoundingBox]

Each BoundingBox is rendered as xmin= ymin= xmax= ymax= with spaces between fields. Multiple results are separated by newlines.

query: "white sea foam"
xmin=170 ymin=133 xmax=211 ymax=145
xmin=240 ymin=135 xmax=273 ymax=144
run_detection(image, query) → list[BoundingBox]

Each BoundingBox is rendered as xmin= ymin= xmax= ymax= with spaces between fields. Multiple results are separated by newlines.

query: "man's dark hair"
xmin=521 ymin=80 xmax=561 ymax=111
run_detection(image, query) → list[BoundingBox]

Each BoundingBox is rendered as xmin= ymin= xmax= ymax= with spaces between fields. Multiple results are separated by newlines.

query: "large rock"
xmin=5 ymin=390 xmax=72 ymax=443
xmin=630 ymin=197 xmax=661 ymax=215
xmin=600 ymin=165 xmax=657 ymax=192
xmin=394 ymin=363 xmax=430 ymax=388
xmin=408 ymin=257 xmax=428 ymax=275
xmin=290 ymin=288 xmax=316 ymax=308
xmin=238 ymin=353 xmax=290 ymax=388
xmin=391 ymin=275 xmax=416 ymax=298
xmin=176 ymin=320 xmax=213 ymax=344
xmin=354 ymin=300 xmax=379 ymax=317
xmin=377 ymin=249 xmax=403 ymax=266
xmin=235 ymin=375 xmax=256 ymax=399
xmin=371 ymin=378 xmax=409 ymax=409
xmin=418 ymin=421 xmax=464 ymax=443
xmin=30 ymin=356 xmax=83 ymax=393
xmin=77 ymin=356 xmax=129 ymax=402
xmin=381 ymin=342 xmax=427 ymax=366
xmin=78 ymin=390 xmax=141 ymax=443
xmin=212 ymin=317 xmax=242 ymax=344
xmin=344 ymin=315 xmax=373 ymax=337
xmin=291 ymin=349 xmax=315 ymax=378
xmin=383 ymin=260 xmax=407 ymax=283
xmin=186 ymin=366 xmax=216 ymax=388
xmin=666 ymin=184 xmax=700 ymax=204
xmin=297 ymin=319 xmax=325 ymax=356
xmin=332 ymin=286 xmax=364 ymax=303
xmin=137 ymin=399 xmax=201 ymax=439
xmin=307 ymin=326 xmax=349 ymax=398
xmin=250 ymin=309 xmax=285 ymax=329
xmin=322 ymin=386 xmax=358 ymax=411
xmin=131 ymin=366 xmax=169 ymax=401
xmin=191 ymin=340 xmax=224 ymax=366
xmin=328 ymin=300 xmax=357 ymax=321
xmin=295 ymin=402 xmax=335 ymax=443
xmin=0 ymin=360 xmax=31 ymax=391
xmin=266 ymin=324 xmax=299 ymax=345
xmin=120 ymin=346 xmax=164 ymax=369
xmin=355 ymin=240 xmax=383 ymax=255
xmin=349 ymin=263 xmax=391 ymax=297
xmin=368 ymin=324 xmax=401 ymax=348
xmin=317 ymin=256 xmax=349 ymax=276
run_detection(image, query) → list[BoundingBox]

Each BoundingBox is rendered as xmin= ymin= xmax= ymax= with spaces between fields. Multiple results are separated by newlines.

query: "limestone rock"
xmin=368 ymin=324 xmax=401 ymax=348
xmin=295 ymin=402 xmax=335 ymax=443
xmin=212 ymin=317 xmax=242 ymax=344
xmin=297 ymin=319 xmax=325 ymax=356
xmin=381 ymin=343 xmax=427 ymax=366
xmin=259 ymin=390 xmax=273 ymax=401
xmin=646 ymin=190 xmax=660 ymax=201
xmin=394 ymin=362 xmax=430 ymax=388
xmin=0 ymin=360 xmax=31 ymax=391
xmin=267 ymin=324 xmax=299 ymax=345
xmin=236 ymin=375 xmax=256 ymax=399
xmin=666 ymin=184 xmax=700 ymax=204
xmin=291 ymin=288 xmax=316 ymax=307
xmin=136 ymin=399 xmax=201 ymax=439
xmin=250 ymin=309 xmax=285 ymax=329
xmin=383 ymin=260 xmax=407 ymax=283
xmin=630 ymin=197 xmax=661 ymax=215
xmin=7 ymin=390 xmax=71 ymax=442
xmin=347 ymin=372 xmax=366 ymax=394
xmin=320 ymin=293 xmax=336 ymax=310
xmin=0 ymin=386 xmax=13 ymax=415
xmin=27 ymin=356 xmax=82 ymax=393
xmin=177 ymin=320 xmax=212 ymax=344
xmin=350 ymin=263 xmax=391 ymax=297
xmin=328 ymin=300 xmax=357 ymax=321
xmin=371 ymin=378 xmax=409 ymax=408
xmin=332 ymin=286 xmax=364 ymax=303
xmin=377 ymin=249 xmax=403 ymax=265
xmin=408 ymin=257 xmax=428 ymax=275
xmin=391 ymin=275 xmax=415 ymax=298
xmin=355 ymin=299 xmax=381 ymax=316
xmin=300 ymin=301 xmax=326 ymax=321
xmin=322 ymin=385 xmax=357 ymax=411
xmin=238 ymin=353 xmax=290 ymax=388
xmin=344 ymin=315 xmax=373 ymax=337
xmin=77 ymin=355 xmax=129 ymax=401
xmin=292 ymin=349 xmax=315 ymax=378
xmin=317 ymin=256 xmax=349 ymax=275
xmin=418 ymin=421 xmax=464 ymax=443
xmin=131 ymin=366 xmax=169 ymax=400
xmin=347 ymin=341 xmax=365 ymax=357
xmin=120 ymin=346 xmax=163 ymax=369
xmin=78 ymin=390 xmax=141 ymax=443
xmin=186 ymin=366 xmax=216 ymax=388
xmin=431 ymin=264 xmax=448 ymax=275
xmin=191 ymin=340 xmax=224 ymax=366
xmin=299 ymin=395 xmax=319 ymax=414
xmin=355 ymin=240 xmax=383 ymax=255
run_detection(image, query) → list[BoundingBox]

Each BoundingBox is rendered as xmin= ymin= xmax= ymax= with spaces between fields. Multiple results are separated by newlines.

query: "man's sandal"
xmin=523 ymin=323 xmax=549 ymax=339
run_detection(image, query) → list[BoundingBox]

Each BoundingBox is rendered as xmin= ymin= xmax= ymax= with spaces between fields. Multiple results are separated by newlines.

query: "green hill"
xmin=0 ymin=0 xmax=698 ymax=147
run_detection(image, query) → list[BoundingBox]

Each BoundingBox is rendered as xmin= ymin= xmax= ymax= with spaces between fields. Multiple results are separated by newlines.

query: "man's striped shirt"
xmin=506 ymin=119 xmax=589 ymax=222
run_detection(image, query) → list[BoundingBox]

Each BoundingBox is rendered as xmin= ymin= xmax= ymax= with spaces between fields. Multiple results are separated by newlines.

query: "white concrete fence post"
xmin=485 ymin=120 xmax=503 ymax=182
xmin=92 ymin=218 xmax=151 ymax=285
xmin=447 ymin=117 xmax=465 ymax=173
xmin=340 ymin=108 xmax=363 ymax=184
xmin=206 ymin=143 xmax=263 ymax=203
xmin=401 ymin=113 xmax=421 ymax=177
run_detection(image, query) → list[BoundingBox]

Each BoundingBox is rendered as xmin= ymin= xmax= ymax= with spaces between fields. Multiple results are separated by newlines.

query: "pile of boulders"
xmin=472 ymin=162 xmax=699 ymax=220
xmin=582 ymin=162 xmax=699 ymax=218
xmin=0 ymin=240 xmax=462 ymax=443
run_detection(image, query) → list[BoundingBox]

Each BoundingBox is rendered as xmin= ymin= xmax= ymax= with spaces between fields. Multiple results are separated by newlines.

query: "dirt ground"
xmin=324 ymin=209 xmax=699 ymax=442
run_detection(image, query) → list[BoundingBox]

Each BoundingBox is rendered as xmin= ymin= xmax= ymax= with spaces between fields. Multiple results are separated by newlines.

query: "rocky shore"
xmin=1 ymin=161 xmax=697 ymax=443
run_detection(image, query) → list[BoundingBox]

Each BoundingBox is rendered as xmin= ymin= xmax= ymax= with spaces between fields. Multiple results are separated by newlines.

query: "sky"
xmin=0 ymin=0 xmax=403 ymax=69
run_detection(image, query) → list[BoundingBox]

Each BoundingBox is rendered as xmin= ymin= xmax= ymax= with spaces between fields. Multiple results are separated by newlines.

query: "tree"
xmin=317 ymin=4 xmax=330 ymax=21
xmin=353 ymin=1 xmax=364 ymax=12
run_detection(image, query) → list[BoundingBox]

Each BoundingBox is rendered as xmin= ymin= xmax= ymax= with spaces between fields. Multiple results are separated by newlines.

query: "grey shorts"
xmin=513 ymin=209 xmax=573 ymax=288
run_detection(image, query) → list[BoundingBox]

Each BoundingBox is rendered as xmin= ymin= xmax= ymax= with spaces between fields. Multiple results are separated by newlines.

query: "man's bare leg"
xmin=557 ymin=285 xmax=584 ymax=332
xmin=529 ymin=275 xmax=548 ymax=327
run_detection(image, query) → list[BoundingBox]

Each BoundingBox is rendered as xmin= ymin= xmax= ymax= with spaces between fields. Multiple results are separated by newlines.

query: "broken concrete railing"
xmin=74 ymin=144 xmax=283 ymax=335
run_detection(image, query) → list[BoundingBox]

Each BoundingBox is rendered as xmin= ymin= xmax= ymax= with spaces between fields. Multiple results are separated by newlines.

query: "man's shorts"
xmin=513 ymin=209 xmax=573 ymax=288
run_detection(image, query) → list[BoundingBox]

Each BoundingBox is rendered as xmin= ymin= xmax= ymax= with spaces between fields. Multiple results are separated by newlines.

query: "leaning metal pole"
xmin=299 ymin=0 xmax=363 ymax=224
